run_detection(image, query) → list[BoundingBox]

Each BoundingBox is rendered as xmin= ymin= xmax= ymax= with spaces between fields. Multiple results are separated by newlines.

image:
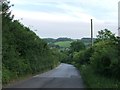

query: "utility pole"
xmin=118 ymin=1 xmax=120 ymax=37
xmin=91 ymin=19 xmax=93 ymax=46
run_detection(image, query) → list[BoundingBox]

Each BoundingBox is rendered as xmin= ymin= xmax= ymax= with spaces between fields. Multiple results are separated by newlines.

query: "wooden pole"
xmin=91 ymin=19 xmax=93 ymax=46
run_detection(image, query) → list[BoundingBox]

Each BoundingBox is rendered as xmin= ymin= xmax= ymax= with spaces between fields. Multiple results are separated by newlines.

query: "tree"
xmin=70 ymin=40 xmax=85 ymax=53
xmin=2 ymin=1 xmax=14 ymax=20
xmin=96 ymin=29 xmax=117 ymax=43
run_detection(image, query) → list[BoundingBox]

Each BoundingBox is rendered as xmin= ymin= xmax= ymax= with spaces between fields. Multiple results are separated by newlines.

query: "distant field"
xmin=54 ymin=41 xmax=73 ymax=48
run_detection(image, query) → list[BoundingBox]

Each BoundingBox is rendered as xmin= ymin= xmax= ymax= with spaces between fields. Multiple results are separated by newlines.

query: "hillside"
xmin=43 ymin=37 xmax=74 ymax=48
xmin=43 ymin=37 xmax=96 ymax=48
xmin=54 ymin=41 xmax=72 ymax=48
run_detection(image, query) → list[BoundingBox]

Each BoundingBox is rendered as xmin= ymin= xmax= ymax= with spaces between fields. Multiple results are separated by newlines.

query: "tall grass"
xmin=79 ymin=65 xmax=120 ymax=88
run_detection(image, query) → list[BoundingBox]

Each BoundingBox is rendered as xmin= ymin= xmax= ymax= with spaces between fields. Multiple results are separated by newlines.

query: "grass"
xmin=78 ymin=65 xmax=120 ymax=88
xmin=54 ymin=41 xmax=72 ymax=48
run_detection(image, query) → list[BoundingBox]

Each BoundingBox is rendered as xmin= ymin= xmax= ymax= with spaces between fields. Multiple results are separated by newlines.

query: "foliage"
xmin=81 ymin=38 xmax=96 ymax=48
xmin=90 ymin=29 xmax=120 ymax=78
xmin=72 ymin=29 xmax=120 ymax=87
xmin=70 ymin=40 xmax=85 ymax=53
xmin=55 ymin=37 xmax=72 ymax=42
xmin=73 ymin=47 xmax=93 ymax=66
xmin=43 ymin=37 xmax=72 ymax=43
xmin=74 ymin=29 xmax=120 ymax=79
xmin=43 ymin=38 xmax=56 ymax=43
xmin=2 ymin=1 xmax=62 ymax=84
xmin=90 ymin=41 xmax=119 ymax=77
xmin=61 ymin=40 xmax=86 ymax=64
xmin=96 ymin=29 xmax=117 ymax=43
xmin=80 ymin=65 xmax=120 ymax=88
xmin=56 ymin=50 xmax=68 ymax=63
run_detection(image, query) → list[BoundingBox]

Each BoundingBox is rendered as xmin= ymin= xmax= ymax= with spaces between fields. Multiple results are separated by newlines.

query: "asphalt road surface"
xmin=4 ymin=63 xmax=85 ymax=88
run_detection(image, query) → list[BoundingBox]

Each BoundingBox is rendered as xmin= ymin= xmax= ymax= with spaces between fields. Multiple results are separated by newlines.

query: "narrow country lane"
xmin=4 ymin=63 xmax=85 ymax=88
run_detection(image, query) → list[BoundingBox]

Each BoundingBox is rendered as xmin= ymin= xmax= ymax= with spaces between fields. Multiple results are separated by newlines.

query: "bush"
xmin=2 ymin=66 xmax=17 ymax=84
xmin=80 ymin=65 xmax=120 ymax=88
xmin=70 ymin=40 xmax=85 ymax=53
xmin=90 ymin=41 xmax=119 ymax=78
xmin=74 ymin=29 xmax=120 ymax=88
xmin=73 ymin=47 xmax=94 ymax=67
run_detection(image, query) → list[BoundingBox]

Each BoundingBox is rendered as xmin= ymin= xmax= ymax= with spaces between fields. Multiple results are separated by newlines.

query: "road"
xmin=4 ymin=63 xmax=85 ymax=88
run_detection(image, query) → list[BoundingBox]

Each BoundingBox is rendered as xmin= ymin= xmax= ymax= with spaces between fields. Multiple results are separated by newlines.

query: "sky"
xmin=10 ymin=0 xmax=119 ymax=39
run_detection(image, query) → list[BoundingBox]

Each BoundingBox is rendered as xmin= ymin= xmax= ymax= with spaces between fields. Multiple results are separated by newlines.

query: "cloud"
xmin=12 ymin=10 xmax=79 ymax=22
xmin=19 ymin=18 xmax=117 ymax=39
xmin=10 ymin=0 xmax=119 ymax=38
xmin=11 ymin=2 xmax=104 ymax=23
xmin=11 ymin=0 xmax=119 ymax=23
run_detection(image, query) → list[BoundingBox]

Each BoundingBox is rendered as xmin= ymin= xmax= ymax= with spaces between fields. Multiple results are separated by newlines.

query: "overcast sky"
xmin=10 ymin=0 xmax=119 ymax=39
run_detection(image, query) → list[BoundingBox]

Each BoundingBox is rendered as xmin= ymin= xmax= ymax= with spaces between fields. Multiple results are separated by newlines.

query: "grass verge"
xmin=78 ymin=65 xmax=120 ymax=88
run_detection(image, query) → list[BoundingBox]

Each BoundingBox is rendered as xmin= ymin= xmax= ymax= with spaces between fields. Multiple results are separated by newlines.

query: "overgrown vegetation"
xmin=2 ymin=0 xmax=120 ymax=88
xmin=67 ymin=29 xmax=120 ymax=88
xmin=2 ymin=1 xmax=66 ymax=84
xmin=61 ymin=40 xmax=86 ymax=64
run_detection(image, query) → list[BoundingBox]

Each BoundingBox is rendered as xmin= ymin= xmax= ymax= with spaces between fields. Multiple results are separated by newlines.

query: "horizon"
xmin=41 ymin=37 xmax=96 ymax=40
